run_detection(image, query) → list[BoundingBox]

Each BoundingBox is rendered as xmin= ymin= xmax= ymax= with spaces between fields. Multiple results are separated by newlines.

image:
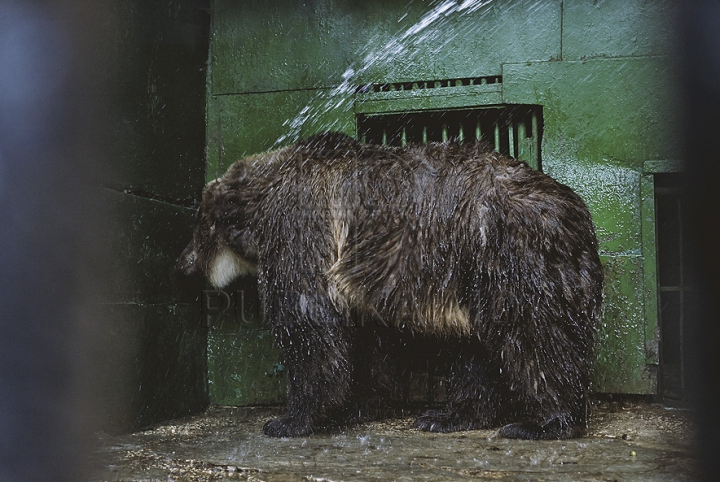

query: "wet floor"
xmin=89 ymin=401 xmax=698 ymax=481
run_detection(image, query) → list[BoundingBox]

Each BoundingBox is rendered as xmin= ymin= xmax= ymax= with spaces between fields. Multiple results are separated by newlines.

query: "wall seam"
xmin=560 ymin=0 xmax=564 ymax=61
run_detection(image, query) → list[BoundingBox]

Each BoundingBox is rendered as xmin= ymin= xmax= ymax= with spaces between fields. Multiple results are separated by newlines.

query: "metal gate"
xmin=357 ymin=105 xmax=543 ymax=170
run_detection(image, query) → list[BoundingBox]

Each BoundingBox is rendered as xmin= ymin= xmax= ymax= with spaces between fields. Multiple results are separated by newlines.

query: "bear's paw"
xmin=415 ymin=408 xmax=487 ymax=433
xmin=263 ymin=416 xmax=313 ymax=438
xmin=498 ymin=420 xmax=585 ymax=440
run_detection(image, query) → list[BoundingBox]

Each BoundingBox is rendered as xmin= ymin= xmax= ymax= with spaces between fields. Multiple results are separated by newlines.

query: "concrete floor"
xmin=89 ymin=401 xmax=698 ymax=481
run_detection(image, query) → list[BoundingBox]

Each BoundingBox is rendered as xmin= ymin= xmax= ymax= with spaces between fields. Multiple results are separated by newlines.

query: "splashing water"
xmin=273 ymin=0 xmax=493 ymax=147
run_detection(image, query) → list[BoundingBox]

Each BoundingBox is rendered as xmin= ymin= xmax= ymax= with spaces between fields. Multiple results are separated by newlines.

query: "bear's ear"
xmin=225 ymin=159 xmax=250 ymax=183
xmin=200 ymin=178 xmax=221 ymax=206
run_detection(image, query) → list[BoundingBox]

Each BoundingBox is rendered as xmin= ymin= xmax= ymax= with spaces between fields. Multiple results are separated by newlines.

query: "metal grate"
xmin=655 ymin=173 xmax=697 ymax=402
xmin=357 ymin=75 xmax=502 ymax=93
xmin=357 ymin=105 xmax=543 ymax=170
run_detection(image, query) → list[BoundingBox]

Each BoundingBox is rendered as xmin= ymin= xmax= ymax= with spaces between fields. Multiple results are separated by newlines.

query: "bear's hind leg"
xmin=415 ymin=345 xmax=509 ymax=433
xmin=497 ymin=383 xmax=588 ymax=440
xmin=497 ymin=344 xmax=590 ymax=440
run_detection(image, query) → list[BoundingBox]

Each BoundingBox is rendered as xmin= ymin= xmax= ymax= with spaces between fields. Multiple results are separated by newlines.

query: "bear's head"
xmin=177 ymin=164 xmax=258 ymax=288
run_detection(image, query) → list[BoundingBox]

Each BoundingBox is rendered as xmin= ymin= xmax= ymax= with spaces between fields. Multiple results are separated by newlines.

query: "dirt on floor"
xmin=88 ymin=400 xmax=699 ymax=482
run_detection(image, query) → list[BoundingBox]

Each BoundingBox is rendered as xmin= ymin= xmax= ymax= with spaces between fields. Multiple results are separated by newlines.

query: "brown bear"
xmin=178 ymin=132 xmax=604 ymax=439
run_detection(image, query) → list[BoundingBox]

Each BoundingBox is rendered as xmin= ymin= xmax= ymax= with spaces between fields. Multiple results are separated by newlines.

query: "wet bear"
xmin=177 ymin=132 xmax=604 ymax=439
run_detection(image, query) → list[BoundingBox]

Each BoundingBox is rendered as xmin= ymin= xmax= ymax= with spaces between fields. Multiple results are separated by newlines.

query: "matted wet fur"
xmin=178 ymin=132 xmax=604 ymax=440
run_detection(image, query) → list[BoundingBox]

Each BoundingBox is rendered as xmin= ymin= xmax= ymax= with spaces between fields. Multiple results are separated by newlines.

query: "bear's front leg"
xmin=263 ymin=297 xmax=353 ymax=437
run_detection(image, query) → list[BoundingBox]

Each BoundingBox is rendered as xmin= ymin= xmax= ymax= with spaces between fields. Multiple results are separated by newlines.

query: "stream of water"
xmin=273 ymin=0 xmax=493 ymax=148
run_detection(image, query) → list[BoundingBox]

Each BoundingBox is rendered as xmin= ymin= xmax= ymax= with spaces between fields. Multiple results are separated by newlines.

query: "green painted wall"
xmin=205 ymin=0 xmax=679 ymax=402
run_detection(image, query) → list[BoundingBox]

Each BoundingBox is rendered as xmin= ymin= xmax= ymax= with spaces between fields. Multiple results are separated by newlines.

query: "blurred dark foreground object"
xmin=0 ymin=1 xmax=110 ymax=480
xmin=678 ymin=1 xmax=720 ymax=481
xmin=0 ymin=0 xmax=212 ymax=479
xmin=0 ymin=0 xmax=211 ymax=479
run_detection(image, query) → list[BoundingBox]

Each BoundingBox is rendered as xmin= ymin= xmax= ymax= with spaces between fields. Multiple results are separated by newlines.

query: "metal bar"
xmin=508 ymin=121 xmax=515 ymax=157
xmin=677 ymin=196 xmax=685 ymax=396
xmin=641 ymin=174 xmax=660 ymax=366
xmin=517 ymin=121 xmax=526 ymax=157
xmin=655 ymin=187 xmax=682 ymax=195
xmin=659 ymin=286 xmax=683 ymax=292
xmin=531 ymin=111 xmax=540 ymax=169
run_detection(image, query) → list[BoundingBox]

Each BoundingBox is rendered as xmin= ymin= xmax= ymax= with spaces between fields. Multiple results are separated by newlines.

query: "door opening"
xmin=655 ymin=172 xmax=697 ymax=403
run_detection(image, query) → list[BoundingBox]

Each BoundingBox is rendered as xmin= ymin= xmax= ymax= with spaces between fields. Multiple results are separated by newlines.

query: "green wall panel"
xmin=502 ymin=57 xmax=677 ymax=393
xmin=354 ymin=0 xmax=562 ymax=85
xmin=595 ymin=256 xmax=655 ymax=394
xmin=544 ymin=162 xmax=642 ymax=256
xmin=640 ymin=174 xmax=660 ymax=366
xmin=206 ymin=91 xmax=356 ymax=181
xmin=503 ymin=58 xmax=681 ymax=168
xmin=203 ymin=277 xmax=285 ymax=405
xmin=211 ymin=0 xmax=357 ymax=94
xmin=562 ymin=0 xmax=677 ymax=61
xmin=208 ymin=331 xmax=285 ymax=406
xmin=210 ymin=0 xmax=561 ymax=95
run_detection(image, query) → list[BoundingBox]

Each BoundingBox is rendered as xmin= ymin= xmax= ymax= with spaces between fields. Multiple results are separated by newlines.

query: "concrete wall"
xmin=97 ymin=0 xmax=211 ymax=430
